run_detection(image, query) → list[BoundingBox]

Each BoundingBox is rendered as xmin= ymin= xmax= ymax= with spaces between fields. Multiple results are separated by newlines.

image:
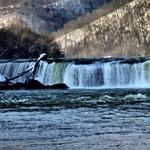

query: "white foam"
xmin=0 ymin=74 xmax=5 ymax=82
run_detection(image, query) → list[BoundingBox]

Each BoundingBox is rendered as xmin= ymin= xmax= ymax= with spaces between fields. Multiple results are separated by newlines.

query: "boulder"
xmin=24 ymin=80 xmax=69 ymax=89
xmin=49 ymin=83 xmax=69 ymax=89
xmin=24 ymin=79 xmax=47 ymax=89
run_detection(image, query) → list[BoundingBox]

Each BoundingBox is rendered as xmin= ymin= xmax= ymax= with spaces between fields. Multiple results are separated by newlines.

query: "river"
xmin=0 ymin=89 xmax=150 ymax=150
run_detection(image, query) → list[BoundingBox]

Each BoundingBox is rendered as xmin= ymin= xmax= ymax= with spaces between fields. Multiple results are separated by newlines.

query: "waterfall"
xmin=0 ymin=74 xmax=5 ymax=81
xmin=35 ymin=61 xmax=68 ymax=85
xmin=64 ymin=62 xmax=104 ymax=87
xmin=64 ymin=61 xmax=150 ymax=88
xmin=0 ymin=60 xmax=150 ymax=88
xmin=0 ymin=61 xmax=35 ymax=83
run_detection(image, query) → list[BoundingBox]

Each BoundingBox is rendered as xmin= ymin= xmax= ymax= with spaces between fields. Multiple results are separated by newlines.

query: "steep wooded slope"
xmin=56 ymin=0 xmax=150 ymax=57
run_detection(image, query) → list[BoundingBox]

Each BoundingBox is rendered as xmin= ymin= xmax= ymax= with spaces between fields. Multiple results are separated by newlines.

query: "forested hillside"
xmin=0 ymin=0 xmax=111 ymax=33
xmin=56 ymin=0 xmax=150 ymax=57
xmin=0 ymin=0 xmax=149 ymax=58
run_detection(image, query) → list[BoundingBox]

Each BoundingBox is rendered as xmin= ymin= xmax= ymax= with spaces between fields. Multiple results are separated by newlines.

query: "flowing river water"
xmin=0 ymin=89 xmax=150 ymax=150
xmin=1 ymin=58 xmax=150 ymax=149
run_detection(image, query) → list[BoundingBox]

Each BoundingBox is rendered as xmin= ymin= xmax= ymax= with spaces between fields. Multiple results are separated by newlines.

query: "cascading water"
xmin=64 ymin=62 xmax=104 ymax=87
xmin=35 ymin=61 xmax=68 ymax=85
xmin=0 ymin=61 xmax=35 ymax=83
xmin=63 ymin=61 xmax=148 ymax=88
xmin=0 ymin=60 xmax=150 ymax=88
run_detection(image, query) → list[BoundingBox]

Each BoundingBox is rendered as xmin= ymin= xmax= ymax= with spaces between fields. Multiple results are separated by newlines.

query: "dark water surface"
xmin=0 ymin=89 xmax=150 ymax=150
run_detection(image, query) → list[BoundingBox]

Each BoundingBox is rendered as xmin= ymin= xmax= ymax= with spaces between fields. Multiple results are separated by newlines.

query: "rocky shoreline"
xmin=0 ymin=56 xmax=150 ymax=64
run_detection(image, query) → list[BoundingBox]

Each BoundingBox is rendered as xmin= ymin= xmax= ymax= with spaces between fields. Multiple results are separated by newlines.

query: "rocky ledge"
xmin=0 ymin=79 xmax=69 ymax=90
